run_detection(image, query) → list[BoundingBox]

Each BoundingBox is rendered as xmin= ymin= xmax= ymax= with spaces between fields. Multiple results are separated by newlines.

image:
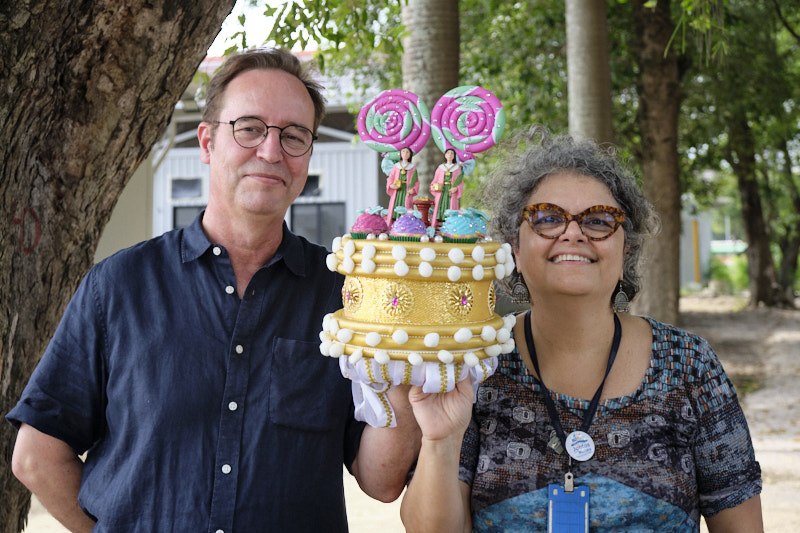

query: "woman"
xmin=401 ymin=128 xmax=763 ymax=532
xmin=386 ymin=147 xmax=419 ymax=223
xmin=430 ymin=148 xmax=464 ymax=226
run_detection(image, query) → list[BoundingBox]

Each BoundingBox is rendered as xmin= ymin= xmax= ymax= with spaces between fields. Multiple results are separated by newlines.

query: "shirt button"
xmin=212 ymin=246 xmax=222 ymax=256
xmin=221 ymin=464 xmax=232 ymax=474
xmin=235 ymin=345 xmax=244 ymax=354
xmin=228 ymin=401 xmax=238 ymax=411
xmin=225 ymin=285 xmax=235 ymax=295
xmin=215 ymin=530 xmax=224 ymax=533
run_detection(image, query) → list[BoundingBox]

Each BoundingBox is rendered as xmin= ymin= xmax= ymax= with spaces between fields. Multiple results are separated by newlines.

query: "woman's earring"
xmin=511 ymin=273 xmax=530 ymax=304
xmin=613 ymin=282 xmax=630 ymax=313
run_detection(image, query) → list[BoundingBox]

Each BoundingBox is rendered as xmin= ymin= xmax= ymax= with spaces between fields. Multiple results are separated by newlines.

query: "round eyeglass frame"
xmin=521 ymin=203 xmax=626 ymax=241
xmin=212 ymin=117 xmax=318 ymax=157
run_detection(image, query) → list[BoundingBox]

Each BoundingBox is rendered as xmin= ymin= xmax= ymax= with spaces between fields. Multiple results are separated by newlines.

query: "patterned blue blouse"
xmin=458 ymin=317 xmax=761 ymax=532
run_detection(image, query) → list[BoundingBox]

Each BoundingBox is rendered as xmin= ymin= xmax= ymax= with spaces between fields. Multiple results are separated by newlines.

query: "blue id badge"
xmin=547 ymin=481 xmax=590 ymax=533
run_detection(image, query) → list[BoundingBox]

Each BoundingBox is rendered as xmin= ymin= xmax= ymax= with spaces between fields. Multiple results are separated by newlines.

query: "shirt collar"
xmin=180 ymin=211 xmax=308 ymax=277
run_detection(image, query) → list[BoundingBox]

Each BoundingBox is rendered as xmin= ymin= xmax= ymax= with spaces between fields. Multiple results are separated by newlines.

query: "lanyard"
xmin=523 ymin=310 xmax=621 ymax=451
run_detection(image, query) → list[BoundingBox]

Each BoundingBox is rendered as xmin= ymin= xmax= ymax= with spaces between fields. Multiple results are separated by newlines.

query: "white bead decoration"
xmin=503 ymin=314 xmax=516 ymax=330
xmin=502 ymin=339 xmax=516 ymax=353
xmin=336 ymin=329 xmax=354 ymax=343
xmin=392 ymin=330 xmax=409 ymax=344
xmin=420 ymin=235 xmax=430 ymax=242
xmin=481 ymin=326 xmax=497 ymax=342
xmin=472 ymin=265 xmax=484 ymax=280
xmin=325 ymin=254 xmax=338 ymax=272
xmin=343 ymin=239 xmax=356 ymax=256
xmin=495 ymin=247 xmax=507 ymax=263
xmin=472 ymin=246 xmax=485 ymax=262
xmin=319 ymin=340 xmax=332 ymax=356
xmin=394 ymin=261 xmax=410 ymax=276
xmin=496 ymin=328 xmax=511 ymax=343
xmin=342 ymin=257 xmax=355 ymax=273
xmin=365 ymin=332 xmax=382 ymax=347
xmin=408 ymin=352 xmax=423 ymax=366
xmin=349 ymin=348 xmax=364 ymax=364
xmin=378 ymin=233 xmax=389 ymax=240
xmin=374 ymin=350 xmax=391 ymax=364
xmin=361 ymin=258 xmax=376 ymax=273
xmin=424 ymin=332 xmax=440 ymax=348
xmin=494 ymin=264 xmax=506 ymax=279
xmin=434 ymin=235 xmax=444 ymax=243
xmin=447 ymin=265 xmax=462 ymax=281
xmin=437 ymin=350 xmax=454 ymax=363
xmin=329 ymin=342 xmax=345 ymax=357
xmin=332 ymin=237 xmax=342 ymax=252
xmin=448 ymin=248 xmax=465 ymax=264
xmin=485 ymin=344 xmax=502 ymax=357
xmin=362 ymin=244 xmax=376 ymax=259
xmin=454 ymin=327 xmax=472 ymax=343
xmin=420 ymin=247 xmax=436 ymax=262
xmin=418 ymin=262 xmax=433 ymax=278
xmin=392 ymin=244 xmax=407 ymax=260
xmin=327 ymin=317 xmax=340 ymax=334
xmin=464 ymin=351 xmax=480 ymax=367
xmin=322 ymin=313 xmax=334 ymax=332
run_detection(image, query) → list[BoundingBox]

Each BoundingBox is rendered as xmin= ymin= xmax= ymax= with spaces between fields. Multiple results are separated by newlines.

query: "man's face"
xmin=198 ymin=69 xmax=316 ymax=222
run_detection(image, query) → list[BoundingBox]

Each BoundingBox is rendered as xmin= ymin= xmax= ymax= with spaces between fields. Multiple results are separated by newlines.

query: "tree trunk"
xmin=630 ymin=0 xmax=682 ymax=326
xmin=401 ymin=0 xmax=460 ymax=194
xmin=565 ymin=0 xmax=614 ymax=145
xmin=0 ymin=1 xmax=235 ymax=531
xmin=727 ymin=115 xmax=786 ymax=307
xmin=776 ymin=142 xmax=800 ymax=306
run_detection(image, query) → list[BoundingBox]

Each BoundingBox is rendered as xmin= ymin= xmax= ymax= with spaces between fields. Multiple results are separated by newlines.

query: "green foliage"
xmin=707 ymin=255 xmax=749 ymax=293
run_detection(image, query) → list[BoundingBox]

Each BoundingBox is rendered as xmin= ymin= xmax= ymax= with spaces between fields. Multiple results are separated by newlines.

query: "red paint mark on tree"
xmin=11 ymin=201 xmax=42 ymax=254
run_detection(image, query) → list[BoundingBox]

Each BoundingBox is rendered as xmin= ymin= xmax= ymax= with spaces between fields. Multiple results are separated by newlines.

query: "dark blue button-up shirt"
xmin=7 ymin=214 xmax=362 ymax=532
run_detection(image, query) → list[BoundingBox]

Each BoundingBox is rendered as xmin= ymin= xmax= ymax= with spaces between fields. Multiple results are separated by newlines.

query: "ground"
xmin=22 ymin=296 xmax=800 ymax=531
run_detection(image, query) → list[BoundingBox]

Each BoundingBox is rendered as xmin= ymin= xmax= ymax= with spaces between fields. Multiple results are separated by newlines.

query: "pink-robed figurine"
xmin=430 ymin=148 xmax=463 ymax=226
xmin=386 ymin=147 xmax=419 ymax=224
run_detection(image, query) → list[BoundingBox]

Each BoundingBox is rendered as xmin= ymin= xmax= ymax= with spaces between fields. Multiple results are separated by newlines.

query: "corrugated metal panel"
xmin=291 ymin=142 xmax=378 ymax=230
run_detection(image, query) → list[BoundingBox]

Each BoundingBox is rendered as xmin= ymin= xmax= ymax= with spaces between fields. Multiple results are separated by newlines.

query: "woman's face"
xmin=445 ymin=150 xmax=455 ymax=163
xmin=401 ymin=148 xmax=411 ymax=161
xmin=514 ymin=172 xmax=625 ymax=305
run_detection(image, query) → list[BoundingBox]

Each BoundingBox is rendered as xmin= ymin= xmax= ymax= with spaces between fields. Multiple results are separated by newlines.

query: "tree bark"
xmin=565 ymin=0 xmax=614 ymax=145
xmin=727 ymin=115 xmax=785 ymax=307
xmin=0 ymin=1 xmax=235 ymax=531
xmin=776 ymin=142 xmax=800 ymax=305
xmin=631 ymin=0 xmax=682 ymax=325
xmin=401 ymin=0 xmax=460 ymax=194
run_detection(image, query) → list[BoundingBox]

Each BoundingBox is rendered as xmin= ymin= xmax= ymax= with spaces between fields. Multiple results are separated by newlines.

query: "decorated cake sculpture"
xmin=356 ymin=89 xmax=431 ymax=225
xmin=320 ymin=87 xmax=512 ymax=428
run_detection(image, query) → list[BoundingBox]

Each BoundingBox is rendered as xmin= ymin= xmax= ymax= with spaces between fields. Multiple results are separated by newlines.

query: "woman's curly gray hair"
xmin=484 ymin=126 xmax=659 ymax=304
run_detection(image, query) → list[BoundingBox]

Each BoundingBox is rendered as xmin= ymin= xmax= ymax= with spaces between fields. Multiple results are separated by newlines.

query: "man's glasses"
xmin=213 ymin=117 xmax=317 ymax=157
xmin=521 ymin=203 xmax=626 ymax=241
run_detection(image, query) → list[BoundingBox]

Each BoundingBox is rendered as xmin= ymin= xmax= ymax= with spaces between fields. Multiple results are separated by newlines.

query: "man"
xmin=7 ymin=48 xmax=421 ymax=532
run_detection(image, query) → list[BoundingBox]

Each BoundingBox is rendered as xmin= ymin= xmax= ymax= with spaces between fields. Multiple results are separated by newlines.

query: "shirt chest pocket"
xmin=268 ymin=337 xmax=351 ymax=432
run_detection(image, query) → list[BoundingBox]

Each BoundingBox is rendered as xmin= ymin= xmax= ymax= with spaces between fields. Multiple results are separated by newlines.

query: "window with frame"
xmin=290 ymin=202 xmax=346 ymax=248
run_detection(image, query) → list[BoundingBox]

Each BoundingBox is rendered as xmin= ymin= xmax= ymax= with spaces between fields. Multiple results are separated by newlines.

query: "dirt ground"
xmin=23 ymin=295 xmax=799 ymax=532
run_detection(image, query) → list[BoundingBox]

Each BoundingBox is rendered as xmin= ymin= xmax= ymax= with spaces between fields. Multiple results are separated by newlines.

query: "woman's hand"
xmin=408 ymin=378 xmax=474 ymax=442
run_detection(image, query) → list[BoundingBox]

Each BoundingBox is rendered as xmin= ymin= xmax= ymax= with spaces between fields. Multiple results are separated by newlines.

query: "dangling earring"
xmin=511 ymin=273 xmax=530 ymax=304
xmin=613 ymin=281 xmax=630 ymax=313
